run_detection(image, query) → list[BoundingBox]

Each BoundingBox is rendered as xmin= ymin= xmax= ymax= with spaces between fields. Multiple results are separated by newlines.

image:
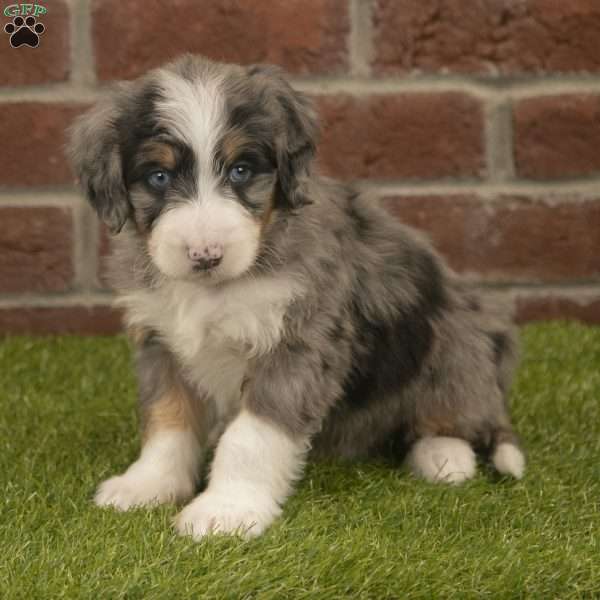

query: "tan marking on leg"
xmin=142 ymin=378 xmax=216 ymax=449
xmin=126 ymin=325 xmax=152 ymax=346
xmin=96 ymin=380 xmax=204 ymax=509
xmin=415 ymin=409 xmax=457 ymax=439
xmin=143 ymin=381 xmax=193 ymax=442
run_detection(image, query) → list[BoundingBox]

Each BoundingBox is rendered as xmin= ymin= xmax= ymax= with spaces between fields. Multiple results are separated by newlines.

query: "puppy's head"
xmin=68 ymin=55 xmax=318 ymax=283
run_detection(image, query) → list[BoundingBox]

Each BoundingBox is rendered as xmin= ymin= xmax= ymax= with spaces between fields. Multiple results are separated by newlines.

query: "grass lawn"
xmin=1 ymin=322 xmax=599 ymax=599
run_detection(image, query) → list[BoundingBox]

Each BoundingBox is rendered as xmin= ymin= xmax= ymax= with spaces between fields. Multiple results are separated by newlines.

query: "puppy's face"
xmin=69 ymin=57 xmax=318 ymax=284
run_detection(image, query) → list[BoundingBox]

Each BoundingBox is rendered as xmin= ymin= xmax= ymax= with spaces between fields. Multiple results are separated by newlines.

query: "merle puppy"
xmin=68 ymin=54 xmax=524 ymax=540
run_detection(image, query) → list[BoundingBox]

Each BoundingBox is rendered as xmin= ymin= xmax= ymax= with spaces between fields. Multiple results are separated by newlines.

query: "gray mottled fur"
xmin=68 ymin=54 xmax=522 ymax=470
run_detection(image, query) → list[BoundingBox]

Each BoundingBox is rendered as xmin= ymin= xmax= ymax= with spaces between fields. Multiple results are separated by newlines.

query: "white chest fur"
xmin=118 ymin=276 xmax=299 ymax=416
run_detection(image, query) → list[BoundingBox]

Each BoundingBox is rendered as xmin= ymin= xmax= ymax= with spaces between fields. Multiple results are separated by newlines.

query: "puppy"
xmin=68 ymin=54 xmax=524 ymax=540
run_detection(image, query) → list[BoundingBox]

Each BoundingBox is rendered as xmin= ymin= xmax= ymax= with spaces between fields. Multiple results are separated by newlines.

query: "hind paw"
xmin=407 ymin=436 xmax=476 ymax=484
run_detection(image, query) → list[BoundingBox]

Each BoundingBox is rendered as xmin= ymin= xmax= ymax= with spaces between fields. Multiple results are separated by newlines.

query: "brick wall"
xmin=1 ymin=0 xmax=600 ymax=334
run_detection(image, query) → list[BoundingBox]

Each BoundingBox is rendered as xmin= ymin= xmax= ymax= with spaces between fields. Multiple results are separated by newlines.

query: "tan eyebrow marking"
xmin=220 ymin=128 xmax=253 ymax=164
xmin=136 ymin=141 xmax=178 ymax=170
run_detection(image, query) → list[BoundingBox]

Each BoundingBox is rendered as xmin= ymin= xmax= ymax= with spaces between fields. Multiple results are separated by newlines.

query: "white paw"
xmin=174 ymin=490 xmax=280 ymax=540
xmin=492 ymin=442 xmax=525 ymax=479
xmin=407 ymin=436 xmax=476 ymax=484
xmin=95 ymin=470 xmax=195 ymax=510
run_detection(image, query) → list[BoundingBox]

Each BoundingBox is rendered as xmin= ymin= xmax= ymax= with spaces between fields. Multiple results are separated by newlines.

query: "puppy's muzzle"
xmin=188 ymin=244 xmax=223 ymax=272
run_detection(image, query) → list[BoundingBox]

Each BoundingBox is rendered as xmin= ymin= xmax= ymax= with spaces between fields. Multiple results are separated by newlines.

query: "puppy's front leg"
xmin=95 ymin=334 xmax=205 ymax=510
xmin=175 ymin=409 xmax=308 ymax=539
xmin=175 ymin=345 xmax=326 ymax=539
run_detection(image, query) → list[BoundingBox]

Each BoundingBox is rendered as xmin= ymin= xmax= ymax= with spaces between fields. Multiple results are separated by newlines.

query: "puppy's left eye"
xmin=146 ymin=170 xmax=171 ymax=190
xmin=228 ymin=163 xmax=253 ymax=185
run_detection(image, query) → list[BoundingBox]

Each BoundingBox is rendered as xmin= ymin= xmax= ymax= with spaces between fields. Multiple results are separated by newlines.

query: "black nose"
xmin=191 ymin=255 xmax=223 ymax=272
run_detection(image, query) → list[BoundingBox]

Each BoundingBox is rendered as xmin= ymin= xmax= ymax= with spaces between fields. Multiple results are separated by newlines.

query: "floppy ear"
xmin=67 ymin=84 xmax=131 ymax=233
xmin=248 ymin=65 xmax=319 ymax=208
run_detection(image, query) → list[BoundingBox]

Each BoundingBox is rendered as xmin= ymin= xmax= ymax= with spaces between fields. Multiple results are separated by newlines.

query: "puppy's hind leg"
xmin=407 ymin=436 xmax=477 ymax=484
xmin=95 ymin=333 xmax=206 ymax=510
xmin=490 ymin=428 xmax=525 ymax=480
xmin=406 ymin=311 xmax=524 ymax=483
xmin=487 ymin=330 xmax=525 ymax=479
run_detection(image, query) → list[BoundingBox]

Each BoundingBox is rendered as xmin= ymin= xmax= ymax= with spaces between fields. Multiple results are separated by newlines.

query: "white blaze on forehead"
xmin=153 ymin=70 xmax=225 ymax=187
xmin=147 ymin=69 xmax=262 ymax=283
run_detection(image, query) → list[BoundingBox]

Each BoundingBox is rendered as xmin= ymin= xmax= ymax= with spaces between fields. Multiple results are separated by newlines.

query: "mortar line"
xmin=2 ymin=181 xmax=600 ymax=206
xmin=0 ymin=292 xmax=115 ymax=308
xmin=5 ymin=76 xmax=600 ymax=104
xmin=508 ymin=287 xmax=600 ymax=299
xmin=460 ymin=280 xmax=600 ymax=291
xmin=484 ymin=97 xmax=515 ymax=182
xmin=0 ymin=191 xmax=84 ymax=206
xmin=67 ymin=0 xmax=96 ymax=88
xmin=349 ymin=0 xmax=373 ymax=78
xmin=294 ymin=77 xmax=600 ymax=98
xmin=71 ymin=199 xmax=85 ymax=292
xmin=73 ymin=202 xmax=99 ymax=293
xmin=359 ymin=180 xmax=600 ymax=197
xmin=0 ymin=79 xmax=600 ymax=105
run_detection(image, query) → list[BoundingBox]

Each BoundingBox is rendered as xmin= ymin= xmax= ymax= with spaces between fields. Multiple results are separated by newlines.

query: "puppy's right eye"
xmin=146 ymin=170 xmax=171 ymax=190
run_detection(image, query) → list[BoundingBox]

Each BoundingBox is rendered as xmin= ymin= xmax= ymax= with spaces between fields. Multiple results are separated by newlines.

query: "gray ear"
xmin=248 ymin=65 xmax=319 ymax=208
xmin=67 ymin=84 xmax=131 ymax=233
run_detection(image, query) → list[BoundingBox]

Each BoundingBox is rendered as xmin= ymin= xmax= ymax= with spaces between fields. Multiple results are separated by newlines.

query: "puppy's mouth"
xmin=184 ymin=263 xmax=222 ymax=284
xmin=192 ymin=260 xmax=220 ymax=272
xmin=190 ymin=257 xmax=223 ymax=274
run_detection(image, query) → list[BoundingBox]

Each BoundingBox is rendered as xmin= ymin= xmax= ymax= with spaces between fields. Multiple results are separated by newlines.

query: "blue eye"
xmin=228 ymin=163 xmax=253 ymax=185
xmin=146 ymin=170 xmax=171 ymax=190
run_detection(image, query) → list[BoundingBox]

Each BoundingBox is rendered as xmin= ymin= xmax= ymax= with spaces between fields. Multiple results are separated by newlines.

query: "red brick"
xmin=383 ymin=195 xmax=600 ymax=282
xmin=372 ymin=0 xmax=600 ymax=75
xmin=92 ymin=0 xmax=349 ymax=80
xmin=514 ymin=95 xmax=600 ymax=179
xmin=0 ymin=305 xmax=122 ymax=335
xmin=0 ymin=1 xmax=70 ymax=86
xmin=0 ymin=206 xmax=74 ymax=293
xmin=0 ymin=103 xmax=86 ymax=187
xmin=317 ymin=93 xmax=484 ymax=180
xmin=515 ymin=295 xmax=600 ymax=324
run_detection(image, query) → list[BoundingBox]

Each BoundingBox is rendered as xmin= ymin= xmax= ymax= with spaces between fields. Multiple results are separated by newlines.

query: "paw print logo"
xmin=4 ymin=15 xmax=45 ymax=48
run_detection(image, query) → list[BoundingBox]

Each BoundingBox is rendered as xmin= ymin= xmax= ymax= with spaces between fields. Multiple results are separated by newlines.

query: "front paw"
xmin=174 ymin=490 xmax=280 ymax=540
xmin=95 ymin=470 xmax=195 ymax=511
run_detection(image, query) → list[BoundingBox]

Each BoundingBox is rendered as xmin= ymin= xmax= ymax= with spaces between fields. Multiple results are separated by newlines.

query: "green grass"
xmin=1 ymin=323 xmax=599 ymax=599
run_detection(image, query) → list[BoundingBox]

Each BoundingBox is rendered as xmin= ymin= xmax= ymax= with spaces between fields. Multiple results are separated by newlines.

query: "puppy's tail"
xmin=491 ymin=429 xmax=525 ymax=480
